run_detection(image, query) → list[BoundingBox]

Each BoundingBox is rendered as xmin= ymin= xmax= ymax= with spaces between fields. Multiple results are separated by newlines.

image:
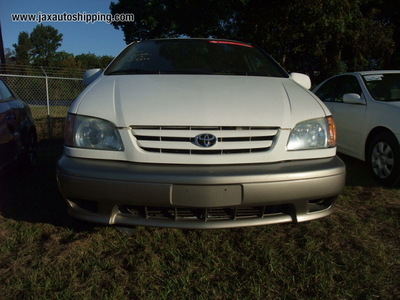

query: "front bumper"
xmin=56 ymin=155 xmax=346 ymax=229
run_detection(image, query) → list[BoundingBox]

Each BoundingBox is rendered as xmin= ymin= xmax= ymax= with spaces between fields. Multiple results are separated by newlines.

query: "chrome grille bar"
xmin=131 ymin=126 xmax=279 ymax=155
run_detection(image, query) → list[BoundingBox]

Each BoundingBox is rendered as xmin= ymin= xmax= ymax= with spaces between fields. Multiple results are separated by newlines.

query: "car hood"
xmin=72 ymin=75 xmax=328 ymax=128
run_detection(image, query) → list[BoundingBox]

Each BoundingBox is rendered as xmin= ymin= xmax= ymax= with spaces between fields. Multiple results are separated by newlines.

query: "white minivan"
xmin=57 ymin=38 xmax=345 ymax=229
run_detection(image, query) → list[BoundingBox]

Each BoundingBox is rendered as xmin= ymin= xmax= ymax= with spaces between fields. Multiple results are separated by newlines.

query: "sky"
xmin=0 ymin=0 xmax=129 ymax=57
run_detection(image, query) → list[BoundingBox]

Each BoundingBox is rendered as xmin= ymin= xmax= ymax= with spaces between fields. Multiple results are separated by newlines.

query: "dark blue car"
xmin=0 ymin=79 xmax=37 ymax=170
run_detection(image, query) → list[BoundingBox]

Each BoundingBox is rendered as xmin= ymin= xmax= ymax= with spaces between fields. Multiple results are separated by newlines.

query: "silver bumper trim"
xmin=57 ymin=155 xmax=345 ymax=228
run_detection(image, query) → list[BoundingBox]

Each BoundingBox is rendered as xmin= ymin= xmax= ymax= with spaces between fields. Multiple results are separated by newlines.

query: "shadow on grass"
xmin=337 ymin=153 xmax=381 ymax=188
xmin=0 ymin=140 xmax=94 ymax=231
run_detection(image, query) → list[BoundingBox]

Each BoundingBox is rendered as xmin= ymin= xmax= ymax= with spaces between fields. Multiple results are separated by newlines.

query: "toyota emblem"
xmin=194 ymin=133 xmax=217 ymax=148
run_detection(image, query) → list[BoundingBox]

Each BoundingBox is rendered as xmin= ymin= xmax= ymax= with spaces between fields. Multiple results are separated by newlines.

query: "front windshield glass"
xmin=363 ymin=73 xmax=400 ymax=102
xmin=105 ymin=39 xmax=288 ymax=78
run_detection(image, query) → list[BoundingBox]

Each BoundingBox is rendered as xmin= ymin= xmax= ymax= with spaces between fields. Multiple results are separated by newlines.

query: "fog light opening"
xmin=308 ymin=197 xmax=334 ymax=213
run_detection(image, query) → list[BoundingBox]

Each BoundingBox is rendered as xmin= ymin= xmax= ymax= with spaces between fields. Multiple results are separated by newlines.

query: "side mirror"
xmin=83 ymin=69 xmax=103 ymax=86
xmin=290 ymin=72 xmax=311 ymax=90
xmin=343 ymin=93 xmax=365 ymax=105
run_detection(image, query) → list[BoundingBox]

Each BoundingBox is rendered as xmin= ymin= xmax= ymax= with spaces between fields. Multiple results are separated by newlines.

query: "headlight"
xmin=64 ymin=114 xmax=124 ymax=151
xmin=287 ymin=117 xmax=336 ymax=150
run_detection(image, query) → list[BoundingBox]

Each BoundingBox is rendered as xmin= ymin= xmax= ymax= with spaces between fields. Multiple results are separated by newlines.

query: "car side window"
xmin=336 ymin=75 xmax=362 ymax=102
xmin=0 ymin=80 xmax=15 ymax=102
xmin=315 ymin=75 xmax=362 ymax=103
xmin=314 ymin=77 xmax=341 ymax=102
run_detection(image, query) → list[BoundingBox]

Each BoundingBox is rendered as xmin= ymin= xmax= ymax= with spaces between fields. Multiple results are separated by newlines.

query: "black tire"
xmin=367 ymin=132 xmax=400 ymax=186
xmin=21 ymin=130 xmax=37 ymax=168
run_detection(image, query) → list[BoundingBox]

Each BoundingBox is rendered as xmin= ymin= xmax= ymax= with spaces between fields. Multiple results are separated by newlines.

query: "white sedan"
xmin=313 ymin=70 xmax=400 ymax=185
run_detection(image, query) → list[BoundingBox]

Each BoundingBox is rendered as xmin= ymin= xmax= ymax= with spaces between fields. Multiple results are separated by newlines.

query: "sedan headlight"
xmin=64 ymin=114 xmax=123 ymax=151
xmin=287 ymin=117 xmax=336 ymax=150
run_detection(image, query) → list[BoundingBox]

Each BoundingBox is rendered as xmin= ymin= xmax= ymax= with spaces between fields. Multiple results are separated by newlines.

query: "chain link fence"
xmin=0 ymin=66 xmax=86 ymax=141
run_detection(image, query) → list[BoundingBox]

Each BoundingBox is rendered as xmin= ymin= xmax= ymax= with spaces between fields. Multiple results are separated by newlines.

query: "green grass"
xmin=30 ymin=105 xmax=70 ymax=120
xmin=0 ymin=144 xmax=399 ymax=299
xmin=29 ymin=105 xmax=69 ymax=141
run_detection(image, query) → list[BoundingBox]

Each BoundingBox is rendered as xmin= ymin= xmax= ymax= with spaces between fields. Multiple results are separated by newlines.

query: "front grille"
xmin=131 ymin=126 xmax=279 ymax=154
xmin=119 ymin=205 xmax=291 ymax=222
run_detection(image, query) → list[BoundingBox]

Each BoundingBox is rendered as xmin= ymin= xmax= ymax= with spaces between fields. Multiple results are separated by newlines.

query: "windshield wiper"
xmin=159 ymin=70 xmax=215 ymax=75
xmin=161 ymin=70 xmax=250 ymax=76
xmin=106 ymin=69 xmax=160 ymax=75
xmin=106 ymin=69 xmax=270 ymax=76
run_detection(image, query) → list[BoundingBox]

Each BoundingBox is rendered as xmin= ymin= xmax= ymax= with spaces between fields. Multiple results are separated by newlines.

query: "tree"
xmin=30 ymin=24 xmax=63 ymax=66
xmin=98 ymin=55 xmax=114 ymax=68
xmin=5 ymin=48 xmax=16 ymax=64
xmin=13 ymin=31 xmax=32 ymax=65
xmin=75 ymin=53 xmax=113 ymax=69
xmin=362 ymin=0 xmax=400 ymax=68
xmin=110 ymin=0 xmax=233 ymax=42
xmin=10 ymin=26 xmax=114 ymax=77
xmin=109 ymin=0 xmax=398 ymax=80
xmin=53 ymin=51 xmax=83 ymax=74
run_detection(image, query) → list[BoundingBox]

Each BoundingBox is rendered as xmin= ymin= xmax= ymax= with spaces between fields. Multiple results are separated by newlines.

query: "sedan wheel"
xmin=368 ymin=132 xmax=400 ymax=186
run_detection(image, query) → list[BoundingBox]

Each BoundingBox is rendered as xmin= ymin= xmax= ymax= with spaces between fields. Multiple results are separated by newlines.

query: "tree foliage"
xmin=110 ymin=0 xmax=399 ymax=81
xmin=11 ymin=25 xmax=114 ymax=75
xmin=13 ymin=32 xmax=32 ymax=65
xmin=29 ymin=25 xmax=63 ymax=66
xmin=75 ymin=53 xmax=114 ymax=70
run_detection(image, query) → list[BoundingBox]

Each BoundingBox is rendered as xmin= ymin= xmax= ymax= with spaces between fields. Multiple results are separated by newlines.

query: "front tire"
xmin=368 ymin=132 xmax=400 ymax=186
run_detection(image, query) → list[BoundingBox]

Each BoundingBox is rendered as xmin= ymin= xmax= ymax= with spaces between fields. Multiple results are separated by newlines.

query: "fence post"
xmin=41 ymin=66 xmax=52 ymax=139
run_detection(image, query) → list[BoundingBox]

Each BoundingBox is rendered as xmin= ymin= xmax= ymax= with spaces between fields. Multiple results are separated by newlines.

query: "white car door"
xmin=315 ymin=75 xmax=367 ymax=159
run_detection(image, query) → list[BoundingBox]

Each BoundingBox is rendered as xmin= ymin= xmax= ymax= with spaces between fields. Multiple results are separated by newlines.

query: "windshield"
xmin=105 ymin=39 xmax=288 ymax=77
xmin=0 ymin=80 xmax=15 ymax=101
xmin=363 ymin=73 xmax=400 ymax=102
